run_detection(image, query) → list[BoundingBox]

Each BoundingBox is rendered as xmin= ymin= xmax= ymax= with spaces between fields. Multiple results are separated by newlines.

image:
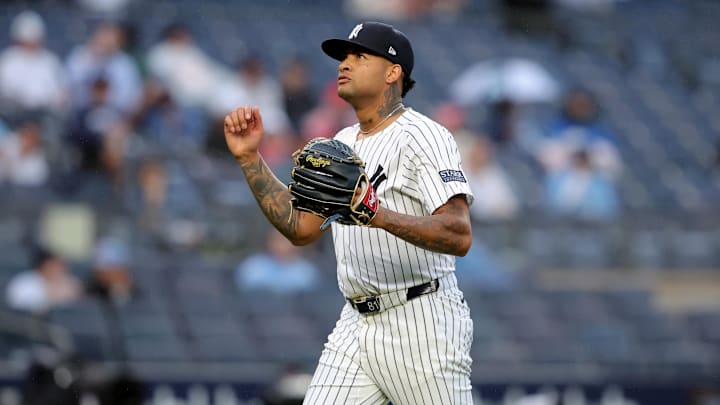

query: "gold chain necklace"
xmin=358 ymin=104 xmax=405 ymax=135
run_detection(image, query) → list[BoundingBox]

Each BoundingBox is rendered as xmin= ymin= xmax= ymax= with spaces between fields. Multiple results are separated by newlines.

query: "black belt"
xmin=348 ymin=279 xmax=440 ymax=314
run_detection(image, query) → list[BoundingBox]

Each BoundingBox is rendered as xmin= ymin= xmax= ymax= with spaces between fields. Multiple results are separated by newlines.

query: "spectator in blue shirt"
xmin=545 ymin=148 xmax=620 ymax=221
xmin=235 ymin=229 xmax=320 ymax=295
xmin=547 ymin=88 xmax=615 ymax=143
xmin=538 ymin=88 xmax=622 ymax=177
xmin=65 ymin=21 xmax=142 ymax=115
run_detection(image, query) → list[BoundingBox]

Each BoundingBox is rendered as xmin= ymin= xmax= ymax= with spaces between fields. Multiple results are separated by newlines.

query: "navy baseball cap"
xmin=322 ymin=22 xmax=414 ymax=77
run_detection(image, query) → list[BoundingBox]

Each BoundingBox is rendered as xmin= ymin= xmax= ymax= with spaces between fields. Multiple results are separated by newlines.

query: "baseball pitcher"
xmin=225 ymin=21 xmax=474 ymax=405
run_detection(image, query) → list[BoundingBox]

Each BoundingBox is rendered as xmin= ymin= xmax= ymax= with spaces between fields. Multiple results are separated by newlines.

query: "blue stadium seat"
xmin=191 ymin=334 xmax=260 ymax=362
xmin=125 ymin=335 xmax=189 ymax=362
xmin=48 ymin=299 xmax=113 ymax=360
xmin=119 ymin=312 xmax=176 ymax=339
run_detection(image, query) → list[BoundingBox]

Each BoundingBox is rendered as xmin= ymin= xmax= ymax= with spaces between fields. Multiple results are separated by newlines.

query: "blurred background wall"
xmin=0 ymin=0 xmax=718 ymax=404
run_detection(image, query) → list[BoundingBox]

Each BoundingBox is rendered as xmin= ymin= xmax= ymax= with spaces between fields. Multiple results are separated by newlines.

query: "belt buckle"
xmin=351 ymin=295 xmax=381 ymax=313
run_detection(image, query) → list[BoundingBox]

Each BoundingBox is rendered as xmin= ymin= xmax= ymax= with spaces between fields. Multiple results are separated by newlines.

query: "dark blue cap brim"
xmin=322 ymin=38 xmax=383 ymax=62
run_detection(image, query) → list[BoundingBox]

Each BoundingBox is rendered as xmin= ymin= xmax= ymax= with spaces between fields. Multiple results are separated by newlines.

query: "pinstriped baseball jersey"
xmin=303 ymin=107 xmax=475 ymax=405
xmin=332 ymin=108 xmax=474 ymax=298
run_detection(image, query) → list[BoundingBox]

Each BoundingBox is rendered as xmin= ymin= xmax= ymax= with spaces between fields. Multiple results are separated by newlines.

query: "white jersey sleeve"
xmin=403 ymin=113 xmax=474 ymax=214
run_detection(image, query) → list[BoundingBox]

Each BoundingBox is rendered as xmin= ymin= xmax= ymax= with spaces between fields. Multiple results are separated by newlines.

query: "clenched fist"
xmin=224 ymin=106 xmax=265 ymax=162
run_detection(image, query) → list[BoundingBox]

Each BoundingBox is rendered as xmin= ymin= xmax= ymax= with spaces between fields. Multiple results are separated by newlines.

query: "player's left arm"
xmin=370 ymin=195 xmax=472 ymax=256
xmin=369 ymin=124 xmax=474 ymax=256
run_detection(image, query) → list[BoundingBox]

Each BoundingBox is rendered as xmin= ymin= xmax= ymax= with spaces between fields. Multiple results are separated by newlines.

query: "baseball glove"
xmin=288 ymin=138 xmax=379 ymax=230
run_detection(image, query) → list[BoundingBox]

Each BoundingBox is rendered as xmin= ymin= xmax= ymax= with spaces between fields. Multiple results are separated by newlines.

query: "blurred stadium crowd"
xmin=0 ymin=0 xmax=719 ymax=404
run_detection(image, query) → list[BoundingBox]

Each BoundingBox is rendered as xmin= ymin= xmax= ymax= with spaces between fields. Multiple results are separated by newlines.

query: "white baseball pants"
xmin=303 ymin=286 xmax=474 ymax=405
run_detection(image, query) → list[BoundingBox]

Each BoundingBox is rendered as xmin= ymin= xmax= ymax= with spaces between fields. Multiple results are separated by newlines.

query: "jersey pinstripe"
xmin=332 ymin=108 xmax=474 ymax=298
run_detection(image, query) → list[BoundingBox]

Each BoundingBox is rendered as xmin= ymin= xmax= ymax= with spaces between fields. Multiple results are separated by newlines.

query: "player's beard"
xmin=338 ymin=85 xmax=365 ymax=111
xmin=337 ymin=83 xmax=354 ymax=102
xmin=337 ymin=82 xmax=380 ymax=109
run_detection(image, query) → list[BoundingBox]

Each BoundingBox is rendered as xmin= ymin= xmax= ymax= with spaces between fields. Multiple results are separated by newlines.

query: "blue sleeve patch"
xmin=438 ymin=169 xmax=467 ymax=183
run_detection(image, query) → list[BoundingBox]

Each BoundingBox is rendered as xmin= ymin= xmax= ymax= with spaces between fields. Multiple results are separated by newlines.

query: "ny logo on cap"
xmin=349 ymin=23 xmax=363 ymax=39
xmin=388 ymin=46 xmax=397 ymax=56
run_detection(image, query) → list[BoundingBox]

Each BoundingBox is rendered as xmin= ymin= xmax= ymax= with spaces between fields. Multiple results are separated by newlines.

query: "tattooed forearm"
xmin=374 ymin=196 xmax=472 ymax=256
xmin=237 ymin=155 xmax=299 ymax=239
xmin=382 ymin=215 xmax=467 ymax=255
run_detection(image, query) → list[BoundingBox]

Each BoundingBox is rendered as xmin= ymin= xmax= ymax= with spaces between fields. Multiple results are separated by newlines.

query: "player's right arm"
xmin=224 ymin=106 xmax=326 ymax=245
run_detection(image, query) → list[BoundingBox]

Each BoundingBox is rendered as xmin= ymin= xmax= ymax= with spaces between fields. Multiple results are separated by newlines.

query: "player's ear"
xmin=385 ymin=64 xmax=403 ymax=86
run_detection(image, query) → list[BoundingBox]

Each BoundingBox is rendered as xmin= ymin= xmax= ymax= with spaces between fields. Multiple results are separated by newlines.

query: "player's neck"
xmin=355 ymin=96 xmax=405 ymax=137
